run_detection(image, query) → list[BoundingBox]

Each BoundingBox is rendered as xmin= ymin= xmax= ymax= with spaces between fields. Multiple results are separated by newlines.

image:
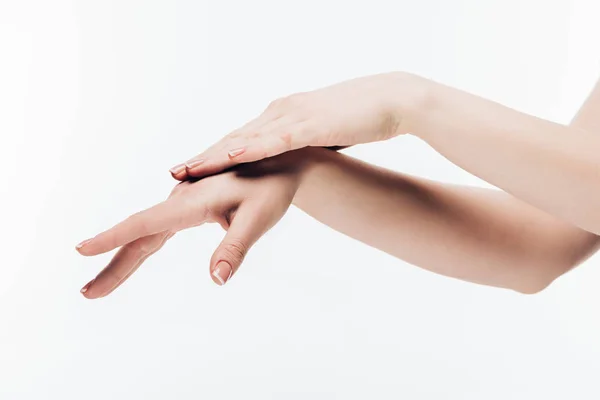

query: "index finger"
xmin=182 ymin=118 xmax=300 ymax=180
xmin=76 ymin=197 xmax=203 ymax=256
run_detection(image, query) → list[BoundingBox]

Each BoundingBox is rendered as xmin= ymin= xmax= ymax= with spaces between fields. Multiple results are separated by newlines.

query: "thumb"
xmin=210 ymin=203 xmax=275 ymax=286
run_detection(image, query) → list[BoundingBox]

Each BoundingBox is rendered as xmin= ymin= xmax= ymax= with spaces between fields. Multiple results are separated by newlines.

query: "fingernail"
xmin=76 ymin=238 xmax=92 ymax=250
xmin=212 ymin=261 xmax=232 ymax=286
xmin=169 ymin=163 xmax=186 ymax=175
xmin=80 ymin=279 xmax=95 ymax=294
xmin=228 ymin=147 xmax=246 ymax=158
xmin=184 ymin=159 xmax=205 ymax=170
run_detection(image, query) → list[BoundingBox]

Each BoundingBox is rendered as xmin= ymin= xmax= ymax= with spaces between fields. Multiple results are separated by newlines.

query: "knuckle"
xmin=127 ymin=212 xmax=150 ymax=236
xmin=128 ymin=238 xmax=158 ymax=256
xmin=278 ymin=131 xmax=293 ymax=150
xmin=228 ymin=129 xmax=248 ymax=141
xmin=170 ymin=182 xmax=187 ymax=196
xmin=267 ymin=97 xmax=285 ymax=110
xmin=178 ymin=198 xmax=207 ymax=228
xmin=196 ymin=203 xmax=210 ymax=225
xmin=268 ymin=93 xmax=305 ymax=110
xmin=227 ymin=129 xmax=257 ymax=143
xmin=103 ymin=272 xmax=123 ymax=288
xmin=222 ymin=239 xmax=248 ymax=263
xmin=282 ymin=93 xmax=304 ymax=107
xmin=228 ymin=129 xmax=242 ymax=139
xmin=249 ymin=131 xmax=261 ymax=139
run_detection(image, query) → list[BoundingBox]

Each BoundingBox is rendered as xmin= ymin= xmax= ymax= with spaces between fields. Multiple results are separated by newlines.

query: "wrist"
xmin=251 ymin=148 xmax=312 ymax=175
xmin=385 ymin=71 xmax=438 ymax=138
xmin=238 ymin=148 xmax=317 ymax=194
xmin=261 ymin=147 xmax=333 ymax=190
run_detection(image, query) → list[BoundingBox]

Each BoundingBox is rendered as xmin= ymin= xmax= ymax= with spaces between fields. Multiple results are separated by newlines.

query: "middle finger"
xmin=81 ymin=231 xmax=173 ymax=299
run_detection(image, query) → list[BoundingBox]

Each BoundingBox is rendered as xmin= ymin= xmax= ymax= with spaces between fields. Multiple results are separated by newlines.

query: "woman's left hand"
xmin=170 ymin=72 xmax=424 ymax=181
xmin=75 ymin=154 xmax=304 ymax=299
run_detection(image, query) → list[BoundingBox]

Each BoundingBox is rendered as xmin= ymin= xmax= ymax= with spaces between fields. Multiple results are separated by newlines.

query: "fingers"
xmin=76 ymin=197 xmax=205 ymax=256
xmin=174 ymin=118 xmax=312 ymax=180
xmin=170 ymin=113 xmax=274 ymax=181
xmin=80 ymin=231 xmax=173 ymax=299
xmin=209 ymin=201 xmax=278 ymax=286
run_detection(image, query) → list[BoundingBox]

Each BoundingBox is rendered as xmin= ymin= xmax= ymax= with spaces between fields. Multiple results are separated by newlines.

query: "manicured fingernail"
xmin=169 ymin=163 xmax=186 ymax=175
xmin=228 ymin=147 xmax=246 ymax=158
xmin=185 ymin=159 xmax=205 ymax=170
xmin=212 ymin=261 xmax=232 ymax=286
xmin=80 ymin=279 xmax=95 ymax=294
xmin=76 ymin=238 xmax=92 ymax=250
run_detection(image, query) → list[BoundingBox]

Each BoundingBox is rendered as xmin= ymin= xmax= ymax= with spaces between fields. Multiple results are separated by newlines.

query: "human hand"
xmin=75 ymin=153 xmax=305 ymax=299
xmin=170 ymin=72 xmax=424 ymax=181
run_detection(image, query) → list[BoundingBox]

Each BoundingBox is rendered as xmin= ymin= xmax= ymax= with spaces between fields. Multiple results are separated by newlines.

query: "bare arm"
xmin=405 ymin=75 xmax=600 ymax=235
xmin=88 ymin=74 xmax=600 ymax=296
xmin=78 ymin=143 xmax=599 ymax=297
xmin=172 ymin=71 xmax=600 ymax=237
xmin=292 ymin=148 xmax=598 ymax=294
xmin=289 ymin=77 xmax=600 ymax=293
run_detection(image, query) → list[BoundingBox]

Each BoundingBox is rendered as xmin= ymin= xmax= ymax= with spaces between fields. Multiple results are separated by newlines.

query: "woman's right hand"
xmin=170 ymin=72 xmax=426 ymax=181
xmin=76 ymin=151 xmax=307 ymax=298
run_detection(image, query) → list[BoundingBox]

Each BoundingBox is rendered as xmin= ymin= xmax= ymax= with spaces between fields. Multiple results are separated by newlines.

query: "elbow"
xmin=509 ymin=231 xmax=599 ymax=295
xmin=509 ymin=261 xmax=575 ymax=295
xmin=511 ymin=276 xmax=555 ymax=295
xmin=512 ymin=279 xmax=553 ymax=295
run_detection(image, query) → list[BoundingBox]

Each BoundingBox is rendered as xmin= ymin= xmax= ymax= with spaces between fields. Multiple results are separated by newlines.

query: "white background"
xmin=1 ymin=0 xmax=600 ymax=399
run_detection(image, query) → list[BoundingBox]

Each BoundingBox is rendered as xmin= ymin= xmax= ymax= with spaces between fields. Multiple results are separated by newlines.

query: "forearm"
xmin=404 ymin=75 xmax=600 ymax=234
xmin=292 ymin=148 xmax=598 ymax=293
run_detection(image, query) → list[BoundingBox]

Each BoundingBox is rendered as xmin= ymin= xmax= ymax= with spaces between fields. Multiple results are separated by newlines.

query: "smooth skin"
xmin=76 ymin=156 xmax=302 ymax=298
xmin=78 ymin=72 xmax=600 ymax=298
xmin=173 ymin=72 xmax=600 ymax=235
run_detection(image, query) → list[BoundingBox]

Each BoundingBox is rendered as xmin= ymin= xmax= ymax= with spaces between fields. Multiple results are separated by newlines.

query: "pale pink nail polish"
xmin=76 ymin=238 xmax=92 ymax=250
xmin=185 ymin=159 xmax=205 ymax=170
xmin=212 ymin=261 xmax=232 ymax=286
xmin=228 ymin=147 xmax=246 ymax=158
xmin=169 ymin=163 xmax=186 ymax=175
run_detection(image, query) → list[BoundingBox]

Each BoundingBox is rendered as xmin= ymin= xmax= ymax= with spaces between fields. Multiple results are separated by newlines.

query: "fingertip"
xmin=77 ymin=244 xmax=104 ymax=257
xmin=185 ymin=165 xmax=217 ymax=179
xmin=210 ymin=273 xmax=223 ymax=286
xmin=170 ymin=169 xmax=187 ymax=181
xmin=81 ymin=279 xmax=113 ymax=299
xmin=184 ymin=165 xmax=197 ymax=178
xmin=76 ymin=248 xmax=89 ymax=256
xmin=80 ymin=279 xmax=96 ymax=299
xmin=169 ymin=163 xmax=185 ymax=174
xmin=76 ymin=239 xmax=97 ymax=256
xmin=211 ymin=261 xmax=233 ymax=286
xmin=76 ymin=238 xmax=92 ymax=250
xmin=226 ymin=145 xmax=265 ymax=164
xmin=184 ymin=159 xmax=210 ymax=179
